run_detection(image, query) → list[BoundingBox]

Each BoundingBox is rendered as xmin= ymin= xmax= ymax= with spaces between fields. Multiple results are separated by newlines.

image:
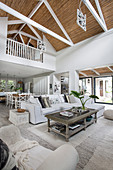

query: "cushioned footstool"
xmin=103 ymin=110 xmax=113 ymax=120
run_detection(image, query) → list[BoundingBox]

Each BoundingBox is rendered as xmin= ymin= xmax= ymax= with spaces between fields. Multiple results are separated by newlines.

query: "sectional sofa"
xmin=21 ymin=94 xmax=105 ymax=124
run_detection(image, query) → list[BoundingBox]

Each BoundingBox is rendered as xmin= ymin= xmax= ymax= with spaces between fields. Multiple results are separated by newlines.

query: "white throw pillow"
xmin=59 ymin=94 xmax=65 ymax=103
xmin=29 ymin=96 xmax=37 ymax=104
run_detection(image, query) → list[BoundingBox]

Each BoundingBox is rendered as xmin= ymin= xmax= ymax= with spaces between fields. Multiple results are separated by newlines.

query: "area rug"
xmin=28 ymin=117 xmax=108 ymax=148
xmin=28 ymin=117 xmax=113 ymax=170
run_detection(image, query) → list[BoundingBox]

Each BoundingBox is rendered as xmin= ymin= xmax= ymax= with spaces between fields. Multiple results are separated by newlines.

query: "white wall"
xmin=43 ymin=35 xmax=56 ymax=56
xmin=0 ymin=17 xmax=8 ymax=55
xmin=33 ymin=76 xmax=50 ymax=95
xmin=56 ymin=29 xmax=113 ymax=91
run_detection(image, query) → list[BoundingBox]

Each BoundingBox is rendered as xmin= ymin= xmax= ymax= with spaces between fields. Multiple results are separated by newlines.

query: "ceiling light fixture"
xmin=77 ymin=0 xmax=86 ymax=31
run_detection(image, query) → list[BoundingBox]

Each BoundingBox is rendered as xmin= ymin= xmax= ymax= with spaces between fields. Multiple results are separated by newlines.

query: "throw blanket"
xmin=9 ymin=139 xmax=39 ymax=170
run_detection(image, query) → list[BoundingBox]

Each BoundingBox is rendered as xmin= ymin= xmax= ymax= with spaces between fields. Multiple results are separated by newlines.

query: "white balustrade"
xmin=6 ymin=38 xmax=42 ymax=62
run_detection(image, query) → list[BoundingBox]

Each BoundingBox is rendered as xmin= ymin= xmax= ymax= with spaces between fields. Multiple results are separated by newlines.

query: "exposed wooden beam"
xmin=19 ymin=33 xmax=24 ymax=44
xmin=8 ymin=30 xmax=38 ymax=41
xmin=82 ymin=0 xmax=107 ymax=31
xmin=107 ymin=66 xmax=113 ymax=72
xmin=27 ymin=24 xmax=41 ymax=39
xmin=0 ymin=2 xmax=73 ymax=46
xmin=20 ymin=31 xmax=38 ymax=41
xmin=79 ymin=71 xmax=88 ymax=77
xmin=8 ymin=20 xmax=25 ymax=25
xmin=92 ymin=69 xmax=100 ymax=76
xmin=13 ymin=0 xmax=44 ymax=39
xmin=43 ymin=0 xmax=73 ymax=45
xmin=8 ymin=30 xmax=18 ymax=34
xmin=27 ymin=38 xmax=31 ymax=45
xmin=94 ymin=0 xmax=107 ymax=29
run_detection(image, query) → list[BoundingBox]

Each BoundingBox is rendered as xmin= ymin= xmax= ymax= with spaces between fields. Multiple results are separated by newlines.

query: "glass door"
xmin=94 ymin=76 xmax=112 ymax=104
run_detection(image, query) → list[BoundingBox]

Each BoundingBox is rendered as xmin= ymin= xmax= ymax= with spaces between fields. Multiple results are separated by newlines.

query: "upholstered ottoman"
xmin=103 ymin=110 xmax=113 ymax=120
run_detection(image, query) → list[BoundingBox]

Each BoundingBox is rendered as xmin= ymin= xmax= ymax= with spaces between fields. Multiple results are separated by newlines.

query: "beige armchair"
xmin=0 ymin=124 xmax=79 ymax=170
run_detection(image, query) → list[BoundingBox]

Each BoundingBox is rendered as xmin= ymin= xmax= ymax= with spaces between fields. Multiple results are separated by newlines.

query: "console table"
xmin=45 ymin=109 xmax=98 ymax=142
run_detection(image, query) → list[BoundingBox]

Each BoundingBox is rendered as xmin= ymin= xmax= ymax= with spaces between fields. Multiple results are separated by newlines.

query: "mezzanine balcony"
xmin=6 ymin=38 xmax=43 ymax=63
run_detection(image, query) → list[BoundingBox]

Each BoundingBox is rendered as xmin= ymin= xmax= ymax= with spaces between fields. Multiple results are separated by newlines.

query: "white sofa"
xmin=21 ymin=94 xmax=105 ymax=124
xmin=0 ymin=124 xmax=79 ymax=170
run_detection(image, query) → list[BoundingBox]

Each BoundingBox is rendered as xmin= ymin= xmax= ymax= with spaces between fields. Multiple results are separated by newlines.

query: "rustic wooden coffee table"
xmin=45 ymin=109 xmax=98 ymax=142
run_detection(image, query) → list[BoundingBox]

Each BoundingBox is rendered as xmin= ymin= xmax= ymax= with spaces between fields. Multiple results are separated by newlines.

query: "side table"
xmin=9 ymin=109 xmax=29 ymax=125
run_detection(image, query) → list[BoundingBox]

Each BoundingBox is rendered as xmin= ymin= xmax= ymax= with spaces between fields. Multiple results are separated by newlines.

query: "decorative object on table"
xmin=86 ymin=115 xmax=93 ymax=122
xmin=17 ymin=108 xmax=26 ymax=113
xmin=70 ymin=91 xmax=99 ymax=110
xmin=60 ymin=111 xmax=73 ymax=117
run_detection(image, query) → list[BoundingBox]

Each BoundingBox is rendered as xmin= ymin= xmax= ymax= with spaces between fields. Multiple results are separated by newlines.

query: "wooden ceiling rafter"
xmin=19 ymin=33 xmax=24 ymax=44
xmin=79 ymin=71 xmax=88 ymax=77
xmin=0 ymin=2 xmax=73 ymax=46
xmin=92 ymin=69 xmax=100 ymax=76
xmin=79 ymin=66 xmax=113 ymax=78
xmin=8 ymin=20 xmax=25 ymax=25
xmin=83 ymin=0 xmax=107 ymax=31
xmin=27 ymin=24 xmax=41 ymax=39
xmin=27 ymin=38 xmax=31 ymax=45
xmin=8 ymin=30 xmax=38 ymax=41
xmin=94 ymin=0 xmax=107 ymax=29
xmin=43 ymin=0 xmax=73 ymax=45
xmin=107 ymin=66 xmax=113 ymax=73
xmin=13 ymin=0 xmax=44 ymax=39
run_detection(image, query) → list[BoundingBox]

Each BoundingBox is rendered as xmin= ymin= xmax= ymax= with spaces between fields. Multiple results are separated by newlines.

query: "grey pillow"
xmin=43 ymin=97 xmax=51 ymax=108
xmin=0 ymin=139 xmax=19 ymax=170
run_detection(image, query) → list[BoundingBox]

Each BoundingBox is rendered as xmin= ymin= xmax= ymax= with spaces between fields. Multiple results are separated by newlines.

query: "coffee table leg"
xmin=48 ymin=119 xmax=50 ymax=132
xmin=84 ymin=118 xmax=86 ymax=130
xmin=95 ymin=112 xmax=97 ymax=123
xmin=66 ymin=125 xmax=69 ymax=142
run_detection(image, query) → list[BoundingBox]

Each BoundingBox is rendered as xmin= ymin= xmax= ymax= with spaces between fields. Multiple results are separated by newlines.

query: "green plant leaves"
xmin=89 ymin=95 xmax=99 ymax=99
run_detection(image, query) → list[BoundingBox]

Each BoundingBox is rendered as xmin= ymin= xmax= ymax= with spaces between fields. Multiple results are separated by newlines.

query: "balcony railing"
xmin=6 ymin=38 xmax=43 ymax=62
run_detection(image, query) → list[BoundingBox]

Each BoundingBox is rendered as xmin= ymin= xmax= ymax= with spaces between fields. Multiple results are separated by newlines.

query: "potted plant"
xmin=70 ymin=90 xmax=99 ymax=110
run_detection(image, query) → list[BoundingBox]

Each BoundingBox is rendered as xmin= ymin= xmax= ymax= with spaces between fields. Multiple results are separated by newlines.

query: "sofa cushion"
xmin=86 ymin=103 xmax=105 ymax=111
xmin=38 ymin=96 xmax=46 ymax=108
xmin=0 ymin=139 xmax=18 ymax=170
xmin=29 ymin=96 xmax=37 ymax=104
xmin=47 ymin=95 xmax=61 ymax=104
xmin=59 ymin=94 xmax=65 ymax=103
xmin=43 ymin=97 xmax=51 ymax=108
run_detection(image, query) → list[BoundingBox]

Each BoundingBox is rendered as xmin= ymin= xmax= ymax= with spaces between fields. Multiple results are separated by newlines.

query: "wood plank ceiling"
xmin=79 ymin=66 xmax=113 ymax=78
xmin=0 ymin=0 xmax=113 ymax=51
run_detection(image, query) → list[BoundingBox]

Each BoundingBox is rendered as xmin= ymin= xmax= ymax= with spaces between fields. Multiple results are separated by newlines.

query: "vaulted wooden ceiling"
xmin=0 ymin=0 xmax=113 ymax=51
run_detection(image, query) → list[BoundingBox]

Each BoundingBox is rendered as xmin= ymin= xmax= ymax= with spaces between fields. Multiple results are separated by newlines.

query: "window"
xmin=0 ymin=80 xmax=6 ymax=91
xmin=79 ymin=78 xmax=92 ymax=95
xmin=7 ymin=80 xmax=15 ymax=91
xmin=94 ymin=77 xmax=112 ymax=103
xmin=0 ymin=79 xmax=16 ymax=92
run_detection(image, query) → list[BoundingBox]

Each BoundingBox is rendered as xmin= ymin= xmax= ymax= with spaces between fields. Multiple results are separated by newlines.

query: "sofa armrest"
xmin=38 ymin=144 xmax=79 ymax=170
xmin=21 ymin=102 xmax=46 ymax=124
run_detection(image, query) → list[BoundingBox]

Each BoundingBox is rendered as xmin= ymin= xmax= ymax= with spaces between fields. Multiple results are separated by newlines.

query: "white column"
xmin=69 ymin=70 xmax=79 ymax=93
xmin=0 ymin=17 xmax=8 ymax=55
